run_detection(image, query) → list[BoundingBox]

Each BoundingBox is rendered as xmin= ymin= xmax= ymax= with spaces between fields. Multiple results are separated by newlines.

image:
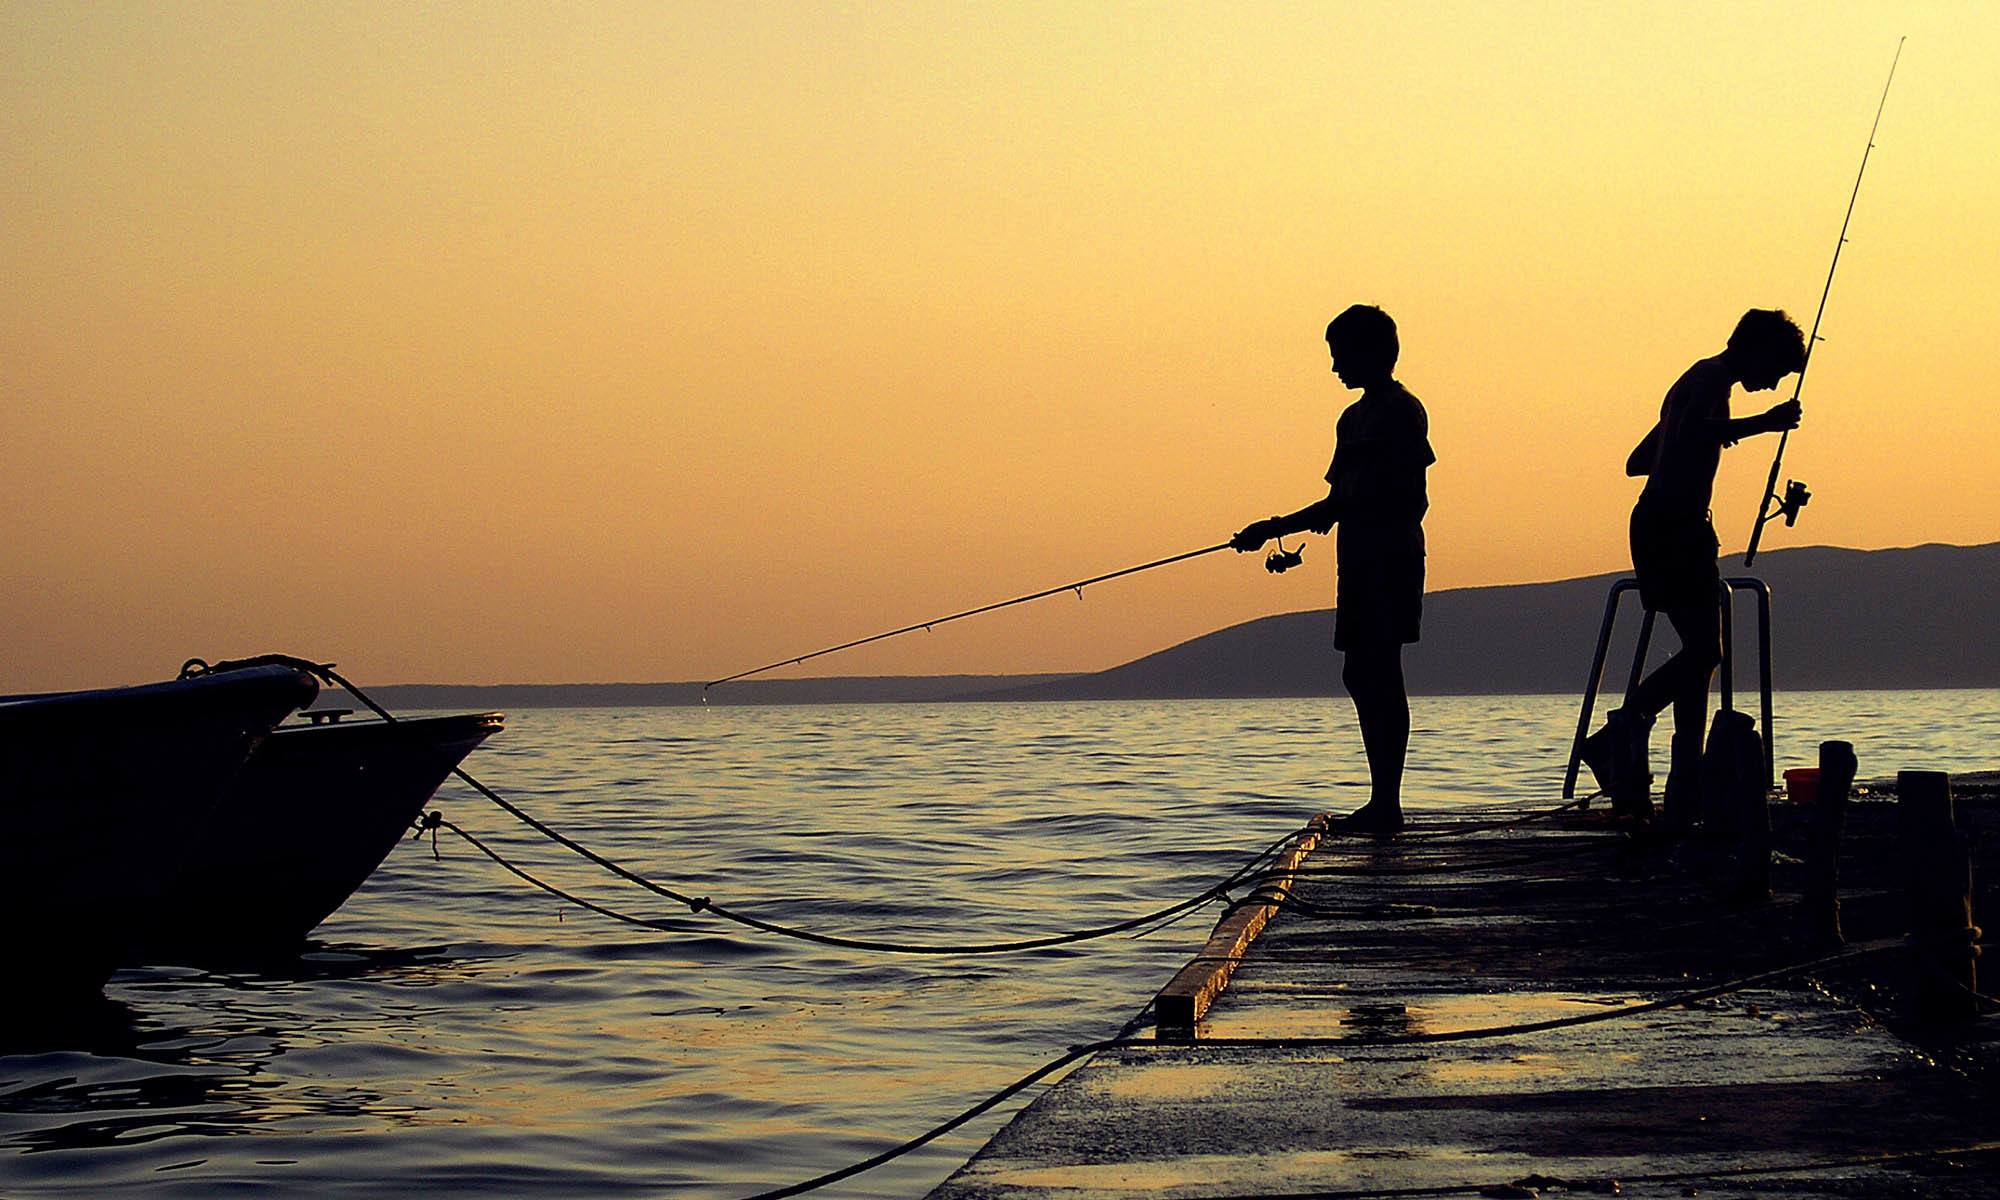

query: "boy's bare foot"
xmin=1327 ymin=803 xmax=1403 ymax=838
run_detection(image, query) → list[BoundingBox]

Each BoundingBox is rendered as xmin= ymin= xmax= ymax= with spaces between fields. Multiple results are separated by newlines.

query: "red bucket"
xmin=1783 ymin=767 xmax=1821 ymax=804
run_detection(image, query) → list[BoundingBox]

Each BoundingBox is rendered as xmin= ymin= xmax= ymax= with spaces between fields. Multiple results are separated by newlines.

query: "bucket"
xmin=1783 ymin=767 xmax=1821 ymax=805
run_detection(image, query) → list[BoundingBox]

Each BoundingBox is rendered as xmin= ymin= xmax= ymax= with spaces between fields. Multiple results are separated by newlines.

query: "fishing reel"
xmin=1265 ymin=538 xmax=1304 ymax=574
xmin=1752 ymin=478 xmax=1812 ymax=549
xmin=1773 ymin=479 xmax=1812 ymax=528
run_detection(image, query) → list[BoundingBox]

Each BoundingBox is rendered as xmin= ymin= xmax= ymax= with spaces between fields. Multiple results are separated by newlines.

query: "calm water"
xmin=4 ymin=691 xmax=1998 ymax=1198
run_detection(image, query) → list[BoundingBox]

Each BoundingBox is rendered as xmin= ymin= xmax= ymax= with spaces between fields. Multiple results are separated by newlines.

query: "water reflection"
xmin=0 ymin=943 xmax=475 ymax=1159
xmin=1339 ymin=1002 xmax=1420 ymax=1041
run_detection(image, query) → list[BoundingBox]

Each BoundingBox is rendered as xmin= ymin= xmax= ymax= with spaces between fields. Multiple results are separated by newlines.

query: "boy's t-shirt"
xmin=1325 ymin=381 xmax=1435 ymax=560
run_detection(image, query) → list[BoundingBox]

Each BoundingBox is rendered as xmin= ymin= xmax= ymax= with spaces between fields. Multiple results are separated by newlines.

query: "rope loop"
xmin=412 ymin=809 xmax=444 ymax=860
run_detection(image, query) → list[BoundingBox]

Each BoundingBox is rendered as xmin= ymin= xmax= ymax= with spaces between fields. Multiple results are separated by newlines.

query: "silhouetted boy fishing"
xmin=1582 ymin=309 xmax=1804 ymax=822
xmin=1232 ymin=305 xmax=1433 ymax=837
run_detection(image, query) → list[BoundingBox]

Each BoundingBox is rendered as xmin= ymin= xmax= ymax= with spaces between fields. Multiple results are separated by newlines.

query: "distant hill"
xmin=350 ymin=541 xmax=2000 ymax=709
xmin=987 ymin=540 xmax=2000 ymax=701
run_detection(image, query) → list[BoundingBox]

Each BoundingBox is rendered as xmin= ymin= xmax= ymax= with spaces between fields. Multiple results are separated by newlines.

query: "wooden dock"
xmin=927 ymin=788 xmax=2000 ymax=1199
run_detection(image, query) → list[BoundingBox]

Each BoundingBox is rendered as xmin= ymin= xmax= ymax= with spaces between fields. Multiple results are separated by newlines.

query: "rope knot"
xmin=413 ymin=810 xmax=444 ymax=860
xmin=688 ymin=896 xmax=711 ymax=914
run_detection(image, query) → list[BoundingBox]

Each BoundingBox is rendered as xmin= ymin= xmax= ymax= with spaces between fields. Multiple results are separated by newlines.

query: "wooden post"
xmin=1897 ymin=770 xmax=1981 ymax=1024
xmin=1800 ymin=740 xmax=1855 ymax=950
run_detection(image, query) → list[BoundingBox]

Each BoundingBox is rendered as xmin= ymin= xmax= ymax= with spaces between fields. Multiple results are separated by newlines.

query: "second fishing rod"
xmin=1743 ymin=37 xmax=1905 ymax=565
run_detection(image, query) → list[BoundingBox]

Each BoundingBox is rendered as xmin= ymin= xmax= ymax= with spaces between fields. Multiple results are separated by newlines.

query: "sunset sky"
xmin=4 ymin=3 xmax=1996 ymax=691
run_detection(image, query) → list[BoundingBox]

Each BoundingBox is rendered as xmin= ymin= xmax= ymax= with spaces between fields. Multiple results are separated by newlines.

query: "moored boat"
xmin=0 ymin=664 xmax=320 ymax=1005
xmin=141 ymin=705 xmax=504 ymax=957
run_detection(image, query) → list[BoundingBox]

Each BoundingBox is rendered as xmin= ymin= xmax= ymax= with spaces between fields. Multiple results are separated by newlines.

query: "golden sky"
xmin=4 ymin=3 xmax=1996 ymax=690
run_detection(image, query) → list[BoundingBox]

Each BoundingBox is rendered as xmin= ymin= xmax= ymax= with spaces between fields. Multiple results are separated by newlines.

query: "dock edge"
xmin=1152 ymin=812 xmax=1332 ymax=1040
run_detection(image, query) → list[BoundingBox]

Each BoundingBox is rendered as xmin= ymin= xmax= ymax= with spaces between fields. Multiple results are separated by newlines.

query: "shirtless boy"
xmin=1584 ymin=308 xmax=1804 ymax=821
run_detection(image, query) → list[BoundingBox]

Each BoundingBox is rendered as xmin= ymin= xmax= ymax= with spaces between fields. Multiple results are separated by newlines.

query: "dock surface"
xmin=928 ymin=805 xmax=2000 ymax=1199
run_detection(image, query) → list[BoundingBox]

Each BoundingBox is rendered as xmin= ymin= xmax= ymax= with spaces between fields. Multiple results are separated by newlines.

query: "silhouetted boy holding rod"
xmin=1232 ymin=305 xmax=1433 ymax=836
xmin=1582 ymin=308 xmax=1804 ymax=821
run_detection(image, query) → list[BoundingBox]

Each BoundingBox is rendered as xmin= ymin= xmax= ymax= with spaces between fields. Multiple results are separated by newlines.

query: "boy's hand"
xmin=1764 ymin=399 xmax=1802 ymax=432
xmin=1231 ymin=518 xmax=1280 ymax=552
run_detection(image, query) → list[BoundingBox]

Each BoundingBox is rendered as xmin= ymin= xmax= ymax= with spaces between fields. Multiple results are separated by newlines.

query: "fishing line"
xmin=1744 ymin=37 xmax=1905 ymax=564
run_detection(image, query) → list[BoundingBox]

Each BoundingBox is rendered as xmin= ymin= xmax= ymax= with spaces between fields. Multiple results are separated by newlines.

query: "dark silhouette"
xmin=1581 ymin=309 xmax=1804 ymax=820
xmin=1232 ymin=305 xmax=1434 ymax=836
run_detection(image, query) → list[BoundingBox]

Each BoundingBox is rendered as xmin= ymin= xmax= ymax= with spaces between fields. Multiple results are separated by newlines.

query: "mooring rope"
xmin=731 ymin=939 xmax=1906 ymax=1199
xmin=187 ymin=654 xmax=1332 ymax=955
xmin=437 ymin=815 xmax=1314 ymax=955
xmin=1269 ymin=838 xmax=1619 ymax=879
xmin=1116 ymin=796 xmax=1605 ymax=939
xmin=1395 ymin=794 xmax=1597 ymax=840
xmin=195 ymin=652 xmax=1640 ymax=960
xmin=1187 ymin=939 xmax=1902 ymax=1048
xmin=193 ymin=653 xmax=1600 ymax=957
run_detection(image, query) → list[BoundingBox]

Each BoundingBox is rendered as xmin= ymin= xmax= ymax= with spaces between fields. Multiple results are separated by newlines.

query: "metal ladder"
xmin=1563 ymin=576 xmax=1774 ymax=801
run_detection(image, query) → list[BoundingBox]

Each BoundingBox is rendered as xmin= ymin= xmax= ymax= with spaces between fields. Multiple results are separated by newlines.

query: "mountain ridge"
xmin=350 ymin=540 xmax=2000 ymax=709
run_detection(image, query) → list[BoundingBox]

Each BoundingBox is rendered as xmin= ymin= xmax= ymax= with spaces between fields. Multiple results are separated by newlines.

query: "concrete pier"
xmin=927 ymin=799 xmax=2000 ymax=1199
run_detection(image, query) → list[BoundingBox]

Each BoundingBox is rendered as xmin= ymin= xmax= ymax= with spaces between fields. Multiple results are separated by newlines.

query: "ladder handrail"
xmin=1564 ymin=577 xmax=1774 ymax=801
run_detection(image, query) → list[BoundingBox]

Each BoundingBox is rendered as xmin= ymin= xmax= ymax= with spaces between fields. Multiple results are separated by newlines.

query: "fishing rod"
xmin=1744 ymin=37 xmax=1904 ymax=566
xmin=705 ymin=538 xmax=1303 ymax=693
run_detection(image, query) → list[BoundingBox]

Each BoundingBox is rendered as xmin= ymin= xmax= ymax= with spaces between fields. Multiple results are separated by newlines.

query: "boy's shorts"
xmin=1630 ymin=500 xmax=1720 ymax=613
xmin=1335 ymin=545 xmax=1424 ymax=652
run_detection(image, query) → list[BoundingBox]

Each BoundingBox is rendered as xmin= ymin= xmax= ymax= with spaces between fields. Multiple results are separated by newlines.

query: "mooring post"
xmin=1698 ymin=710 xmax=1767 ymax=902
xmin=1800 ymin=740 xmax=1856 ymax=950
xmin=1897 ymin=770 xmax=1981 ymax=1024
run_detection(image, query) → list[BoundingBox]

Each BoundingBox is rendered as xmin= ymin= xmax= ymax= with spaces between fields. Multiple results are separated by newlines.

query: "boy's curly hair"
xmin=1728 ymin=309 xmax=1806 ymax=373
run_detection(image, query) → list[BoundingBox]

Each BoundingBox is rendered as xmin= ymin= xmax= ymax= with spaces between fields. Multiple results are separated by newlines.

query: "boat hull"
xmin=143 ymin=711 xmax=503 ymax=957
xmin=0 ymin=665 xmax=319 ymax=1003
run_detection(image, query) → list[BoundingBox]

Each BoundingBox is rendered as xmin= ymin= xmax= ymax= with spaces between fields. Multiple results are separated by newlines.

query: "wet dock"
xmin=927 ymin=791 xmax=2000 ymax=1199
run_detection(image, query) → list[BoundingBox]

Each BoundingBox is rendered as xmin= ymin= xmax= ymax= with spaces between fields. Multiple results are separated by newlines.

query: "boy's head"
xmin=1726 ymin=309 xmax=1807 ymax=391
xmin=1325 ymin=304 xmax=1398 ymax=388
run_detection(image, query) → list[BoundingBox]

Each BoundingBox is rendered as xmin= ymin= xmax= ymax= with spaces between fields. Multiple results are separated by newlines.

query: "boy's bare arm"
xmin=1290 ymin=493 xmax=1338 ymax=536
xmin=1232 ymin=490 xmax=1336 ymax=551
xmin=1707 ymin=399 xmax=1802 ymax=445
